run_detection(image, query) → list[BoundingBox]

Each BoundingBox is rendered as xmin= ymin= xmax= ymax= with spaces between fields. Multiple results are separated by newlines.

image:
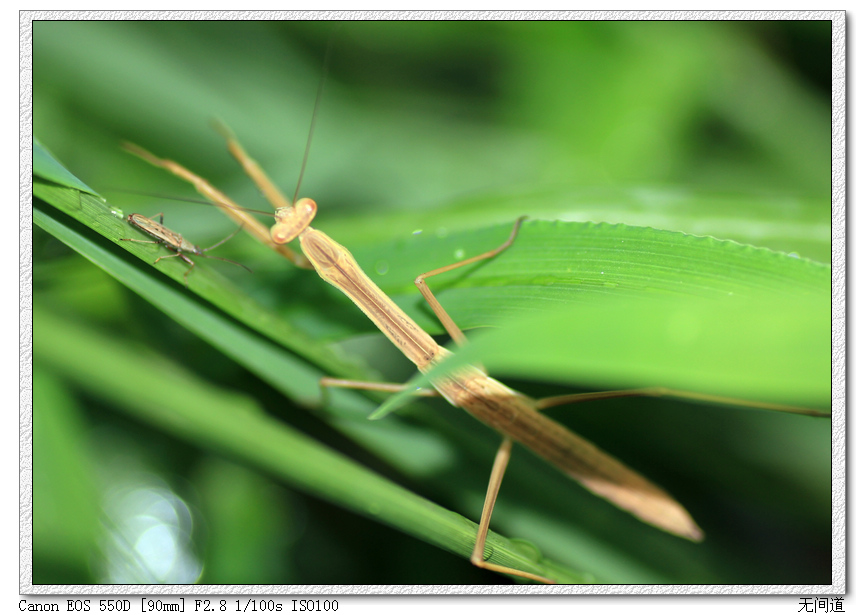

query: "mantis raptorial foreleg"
xmin=121 ymin=142 xmax=312 ymax=269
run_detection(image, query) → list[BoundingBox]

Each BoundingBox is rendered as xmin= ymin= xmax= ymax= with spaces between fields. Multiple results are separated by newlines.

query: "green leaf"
xmin=368 ymin=220 xmax=828 ymax=425
xmin=34 ymin=138 xmax=99 ymax=195
xmin=34 ymin=156 xmax=595 ymax=583
xmin=33 ymin=178 xmax=369 ymax=385
xmin=350 ymin=219 xmax=828 ymax=335
xmin=32 ymin=369 xmax=101 ymax=583
xmin=326 ymin=186 xmax=831 ymax=264
xmin=35 ymin=306 xmax=590 ymax=584
xmin=34 ymin=142 xmax=831 ymax=584
xmin=474 ymin=291 xmax=828 ymax=409
xmin=32 ymin=21 xmax=831 ymax=585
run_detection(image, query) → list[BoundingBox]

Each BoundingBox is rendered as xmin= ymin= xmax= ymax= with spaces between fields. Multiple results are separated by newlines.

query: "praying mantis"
xmin=120 ymin=124 xmax=827 ymax=583
xmin=109 ymin=26 xmax=828 ymax=584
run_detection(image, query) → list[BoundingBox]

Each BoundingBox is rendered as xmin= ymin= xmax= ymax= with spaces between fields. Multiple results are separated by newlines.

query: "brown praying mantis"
xmin=120 ymin=124 xmax=828 ymax=583
xmin=117 ymin=34 xmax=826 ymax=583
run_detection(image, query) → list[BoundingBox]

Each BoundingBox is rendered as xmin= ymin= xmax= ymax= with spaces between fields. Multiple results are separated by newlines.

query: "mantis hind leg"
xmin=535 ymin=387 xmax=828 ymax=417
xmin=411 ymin=217 xmax=556 ymax=582
xmin=315 ymin=381 xmax=558 ymax=583
xmin=470 ymin=437 xmax=555 ymax=584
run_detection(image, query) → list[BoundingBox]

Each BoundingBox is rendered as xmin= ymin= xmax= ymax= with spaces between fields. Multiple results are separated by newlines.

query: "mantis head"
xmin=271 ymin=198 xmax=318 ymax=244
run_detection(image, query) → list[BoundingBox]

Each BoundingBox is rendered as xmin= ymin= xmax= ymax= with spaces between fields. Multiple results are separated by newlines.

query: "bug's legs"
xmin=212 ymin=120 xmax=294 ymax=211
xmin=122 ymin=142 xmax=308 ymax=267
xmin=209 ymin=123 xmax=314 ymax=269
xmin=321 ymin=389 xmax=558 ymax=585
xmin=150 ymin=251 xmax=195 ymax=287
xmin=535 ymin=387 xmax=828 ymax=417
xmin=120 ymin=238 xmax=160 ymax=244
xmin=469 ymin=437 xmax=554 ymax=584
xmin=414 ymin=217 xmax=526 ymax=348
xmin=319 ymin=378 xmax=439 ymax=397
xmin=179 ymin=254 xmax=196 ymax=286
xmin=318 ymin=377 xmax=439 ymax=414
xmin=152 ymin=251 xmax=182 ymax=265
xmin=319 ymin=376 xmax=554 ymax=582
xmin=410 ymin=217 xmax=555 ymax=582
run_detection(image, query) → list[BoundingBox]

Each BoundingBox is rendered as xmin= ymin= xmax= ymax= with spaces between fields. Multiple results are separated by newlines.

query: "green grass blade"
xmin=32 ymin=146 xmax=831 ymax=584
xmin=474 ymin=292 xmax=829 ymax=410
xmin=34 ymin=138 xmax=98 ymax=195
xmin=325 ymin=186 xmax=831 ymax=264
xmin=34 ymin=204 xmax=325 ymax=405
xmin=35 ymin=307 xmax=591 ymax=584
xmin=33 ymin=154 xmax=598 ymax=583
xmin=33 ymin=177 xmax=369 ymax=383
xmin=32 ymin=21 xmax=832 ymax=585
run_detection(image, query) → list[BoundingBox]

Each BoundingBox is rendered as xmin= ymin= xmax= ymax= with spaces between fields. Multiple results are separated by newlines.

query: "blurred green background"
xmin=32 ymin=20 xmax=832 ymax=586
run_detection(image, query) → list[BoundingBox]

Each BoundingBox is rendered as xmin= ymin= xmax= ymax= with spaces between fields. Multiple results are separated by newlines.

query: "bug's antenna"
xmin=292 ymin=26 xmax=340 ymax=206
